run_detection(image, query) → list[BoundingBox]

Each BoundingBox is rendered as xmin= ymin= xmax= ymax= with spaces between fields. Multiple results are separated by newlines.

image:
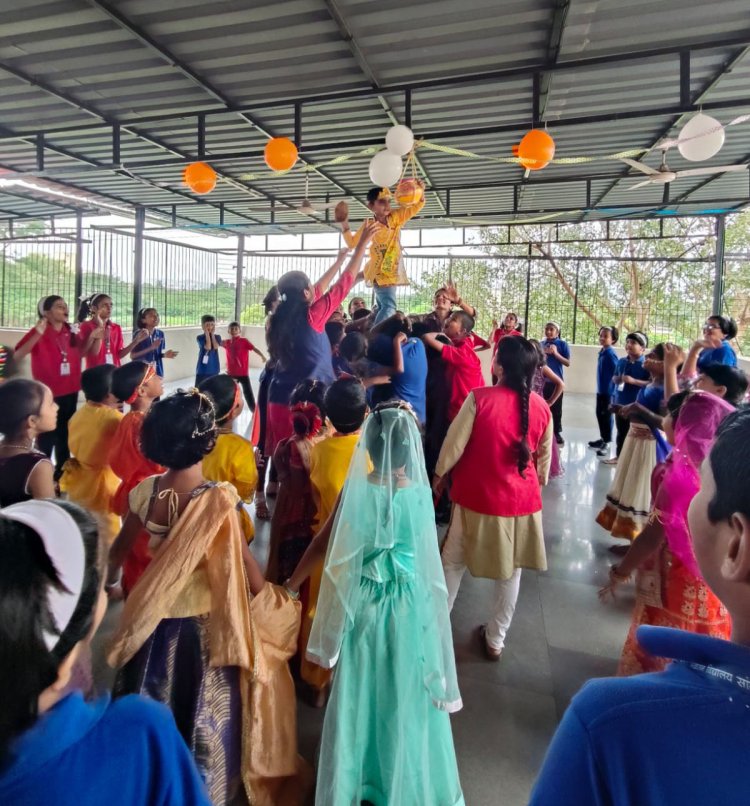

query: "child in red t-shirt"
xmin=222 ymin=322 xmax=267 ymax=412
xmin=424 ymin=311 xmax=486 ymax=422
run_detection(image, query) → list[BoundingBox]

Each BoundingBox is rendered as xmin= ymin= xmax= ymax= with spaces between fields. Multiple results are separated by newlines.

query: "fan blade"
xmin=675 ymin=164 xmax=749 ymax=178
xmin=315 ymin=199 xmax=351 ymax=210
xmin=628 ymin=179 xmax=655 ymax=190
xmin=621 ymin=158 xmax=660 ymax=176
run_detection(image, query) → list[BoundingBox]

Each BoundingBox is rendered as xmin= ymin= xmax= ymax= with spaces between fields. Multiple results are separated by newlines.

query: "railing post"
xmin=235 ymin=234 xmax=245 ymax=322
xmin=74 ymin=212 xmax=84 ymax=304
xmin=524 ymin=242 xmax=532 ymax=335
xmin=132 ymin=206 xmax=145 ymax=328
xmin=572 ymin=259 xmax=580 ymax=344
xmin=713 ymin=214 xmax=726 ymax=315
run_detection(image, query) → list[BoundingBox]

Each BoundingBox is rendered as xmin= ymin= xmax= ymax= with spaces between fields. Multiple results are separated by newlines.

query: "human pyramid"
xmin=0 ymin=185 xmax=749 ymax=805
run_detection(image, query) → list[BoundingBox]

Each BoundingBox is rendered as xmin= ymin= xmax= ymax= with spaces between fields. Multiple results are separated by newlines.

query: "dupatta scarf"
xmin=652 ymin=392 xmax=734 ymax=578
xmin=107 ymin=483 xmax=310 ymax=805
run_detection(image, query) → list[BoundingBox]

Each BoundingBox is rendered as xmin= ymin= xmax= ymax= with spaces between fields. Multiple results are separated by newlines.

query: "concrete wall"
xmin=3 ymin=325 xmax=748 ymax=393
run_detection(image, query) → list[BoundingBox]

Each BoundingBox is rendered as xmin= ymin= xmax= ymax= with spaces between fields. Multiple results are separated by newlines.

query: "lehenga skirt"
xmin=113 ymin=615 xmax=243 ymax=805
xmin=596 ymin=423 xmax=659 ymax=541
xmin=618 ymin=545 xmax=732 ymax=675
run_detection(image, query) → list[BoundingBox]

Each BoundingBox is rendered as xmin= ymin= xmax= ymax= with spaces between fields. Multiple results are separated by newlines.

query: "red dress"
xmin=109 ymin=411 xmax=164 ymax=593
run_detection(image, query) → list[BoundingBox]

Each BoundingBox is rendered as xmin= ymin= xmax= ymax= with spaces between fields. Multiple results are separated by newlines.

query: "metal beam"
xmin=320 ymin=0 xmax=445 ymax=214
xmin=11 ymin=95 xmax=746 ymax=175
xmin=5 ymin=32 xmax=750 ymax=140
xmin=85 ymin=0 xmax=361 ymax=217
xmin=0 ymin=61 xmax=306 ymax=231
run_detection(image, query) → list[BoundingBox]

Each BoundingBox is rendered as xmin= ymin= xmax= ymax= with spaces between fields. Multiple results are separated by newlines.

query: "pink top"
xmin=308 ymin=273 xmax=355 ymax=331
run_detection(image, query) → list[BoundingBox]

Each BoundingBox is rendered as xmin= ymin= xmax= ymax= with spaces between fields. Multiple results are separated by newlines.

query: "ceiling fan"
xmin=621 ymin=157 xmax=748 ymax=190
xmin=289 ymin=174 xmax=350 ymax=216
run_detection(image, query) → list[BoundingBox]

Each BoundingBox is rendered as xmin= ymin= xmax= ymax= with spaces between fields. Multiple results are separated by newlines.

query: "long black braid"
xmin=496 ymin=335 xmax=539 ymax=478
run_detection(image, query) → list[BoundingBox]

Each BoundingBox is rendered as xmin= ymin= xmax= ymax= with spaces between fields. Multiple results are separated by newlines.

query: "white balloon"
xmin=369 ymin=150 xmax=403 ymax=187
xmin=678 ymin=113 xmax=725 ymax=162
xmin=385 ymin=125 xmax=415 ymax=156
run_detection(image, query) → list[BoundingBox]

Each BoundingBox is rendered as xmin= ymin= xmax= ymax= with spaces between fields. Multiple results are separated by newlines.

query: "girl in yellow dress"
xmin=199 ymin=374 xmax=258 ymax=542
xmin=301 ymin=377 xmax=368 ymax=705
xmin=60 ymin=365 xmax=122 ymax=542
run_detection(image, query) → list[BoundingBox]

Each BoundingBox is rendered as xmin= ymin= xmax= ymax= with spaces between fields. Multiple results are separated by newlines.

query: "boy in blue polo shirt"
xmin=195 ymin=314 xmax=222 ymax=386
xmin=589 ymin=325 xmax=620 ymax=457
xmin=531 ymin=408 xmax=750 ymax=806
xmin=540 ymin=322 xmax=571 ymax=445
xmin=603 ymin=331 xmax=650 ymax=464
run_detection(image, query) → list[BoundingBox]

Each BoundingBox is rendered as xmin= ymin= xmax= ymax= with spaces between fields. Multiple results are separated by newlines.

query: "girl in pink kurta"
xmin=435 ymin=335 xmax=553 ymax=661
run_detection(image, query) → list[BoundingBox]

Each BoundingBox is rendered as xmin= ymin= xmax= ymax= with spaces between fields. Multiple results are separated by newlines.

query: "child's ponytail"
xmin=76 ymin=292 xmax=107 ymax=323
xmin=517 ymin=373 xmax=532 ymax=478
xmin=495 ymin=336 xmax=540 ymax=478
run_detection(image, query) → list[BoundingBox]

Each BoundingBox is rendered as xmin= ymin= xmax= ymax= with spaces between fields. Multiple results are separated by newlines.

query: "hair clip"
xmin=186 ymin=387 xmax=217 ymax=438
xmin=279 ymin=292 xmax=288 ymax=302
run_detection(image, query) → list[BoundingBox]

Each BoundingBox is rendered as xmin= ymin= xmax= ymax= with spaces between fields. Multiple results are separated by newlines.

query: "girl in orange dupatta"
xmin=107 ymin=390 xmax=312 ymax=806
xmin=109 ymin=362 xmax=164 ymax=593
xmin=600 ymin=390 xmax=735 ymax=675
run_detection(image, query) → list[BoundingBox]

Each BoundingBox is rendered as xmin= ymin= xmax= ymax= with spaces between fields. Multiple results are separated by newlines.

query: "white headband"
xmin=3 ymin=501 xmax=86 ymax=652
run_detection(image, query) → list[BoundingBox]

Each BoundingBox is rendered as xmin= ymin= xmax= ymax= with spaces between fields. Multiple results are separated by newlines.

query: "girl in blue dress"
xmin=596 ymin=344 xmax=674 ymax=544
xmin=287 ymin=401 xmax=464 ymax=806
xmin=130 ymin=307 xmax=178 ymax=377
xmin=683 ymin=314 xmax=738 ymax=377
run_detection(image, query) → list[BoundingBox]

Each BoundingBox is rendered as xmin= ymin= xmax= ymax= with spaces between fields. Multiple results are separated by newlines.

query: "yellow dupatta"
xmin=107 ymin=483 xmax=312 ymax=805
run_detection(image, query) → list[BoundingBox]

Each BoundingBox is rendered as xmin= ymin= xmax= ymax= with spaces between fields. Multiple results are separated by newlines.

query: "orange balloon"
xmin=395 ymin=178 xmax=424 ymax=206
xmin=264 ymin=137 xmax=298 ymax=172
xmin=514 ymin=129 xmax=555 ymax=171
xmin=183 ymin=162 xmax=217 ymax=194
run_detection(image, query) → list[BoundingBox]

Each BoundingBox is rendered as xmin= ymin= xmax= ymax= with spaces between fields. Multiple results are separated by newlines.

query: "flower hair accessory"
xmin=125 ymin=364 xmax=156 ymax=405
xmin=290 ymin=402 xmax=323 ymax=438
xmin=377 ymin=187 xmax=392 ymax=201
xmin=187 ymin=387 xmax=216 ymax=438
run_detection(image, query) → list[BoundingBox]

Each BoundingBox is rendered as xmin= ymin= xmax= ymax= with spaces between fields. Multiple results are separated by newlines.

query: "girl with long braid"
xmin=434 ymin=336 xmax=553 ymax=661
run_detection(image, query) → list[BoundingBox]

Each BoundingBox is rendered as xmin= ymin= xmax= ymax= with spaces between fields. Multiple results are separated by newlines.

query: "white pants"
xmin=442 ymin=513 xmax=522 ymax=652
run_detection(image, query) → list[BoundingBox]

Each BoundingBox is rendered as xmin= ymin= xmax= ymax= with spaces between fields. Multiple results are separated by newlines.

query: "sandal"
xmin=478 ymin=625 xmax=502 ymax=662
xmin=254 ymin=495 xmax=271 ymax=520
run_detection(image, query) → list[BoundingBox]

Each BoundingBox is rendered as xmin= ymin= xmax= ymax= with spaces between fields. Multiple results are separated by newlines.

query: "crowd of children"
xmin=1 ymin=227 xmax=750 ymax=805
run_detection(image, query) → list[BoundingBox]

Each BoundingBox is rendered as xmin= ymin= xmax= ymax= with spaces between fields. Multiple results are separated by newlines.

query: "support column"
xmin=713 ymin=214 xmax=726 ymax=315
xmin=235 ymin=234 xmax=245 ymax=322
xmin=74 ymin=212 xmax=84 ymax=304
xmin=132 ymin=206 xmax=145 ymax=328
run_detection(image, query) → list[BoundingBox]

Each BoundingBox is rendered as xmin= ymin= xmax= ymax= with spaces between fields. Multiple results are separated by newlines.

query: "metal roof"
xmin=0 ymin=0 xmax=748 ymax=232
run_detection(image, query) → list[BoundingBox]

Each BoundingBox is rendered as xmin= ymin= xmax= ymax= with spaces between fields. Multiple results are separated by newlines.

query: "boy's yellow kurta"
xmin=300 ymin=432 xmax=360 ymax=690
xmin=60 ymin=402 xmax=123 ymax=542
xmin=342 ymin=196 xmax=425 ymax=287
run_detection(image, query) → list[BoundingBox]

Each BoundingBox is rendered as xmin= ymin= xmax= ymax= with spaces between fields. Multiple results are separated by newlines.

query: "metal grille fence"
xmin=0 ymin=221 xmax=743 ymax=355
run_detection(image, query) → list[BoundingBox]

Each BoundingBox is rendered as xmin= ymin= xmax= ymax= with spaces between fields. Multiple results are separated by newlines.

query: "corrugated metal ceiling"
xmin=0 ymin=0 xmax=748 ymax=231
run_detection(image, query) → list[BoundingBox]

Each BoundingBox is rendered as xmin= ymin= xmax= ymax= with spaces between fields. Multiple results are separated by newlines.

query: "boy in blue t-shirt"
xmin=604 ymin=330 xmax=650 ymax=463
xmin=531 ymin=408 xmax=750 ymax=806
xmin=540 ymin=322 xmax=571 ymax=445
xmin=589 ymin=325 xmax=620 ymax=457
xmin=195 ymin=314 xmax=222 ymax=386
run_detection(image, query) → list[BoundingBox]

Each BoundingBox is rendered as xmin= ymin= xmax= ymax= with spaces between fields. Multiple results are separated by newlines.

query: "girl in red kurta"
xmin=14 ymin=295 xmax=84 ymax=477
xmin=434 ymin=335 xmax=553 ymax=661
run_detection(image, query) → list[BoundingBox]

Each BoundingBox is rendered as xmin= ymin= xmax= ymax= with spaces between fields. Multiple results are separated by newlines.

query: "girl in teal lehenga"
xmin=287 ymin=401 xmax=464 ymax=806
